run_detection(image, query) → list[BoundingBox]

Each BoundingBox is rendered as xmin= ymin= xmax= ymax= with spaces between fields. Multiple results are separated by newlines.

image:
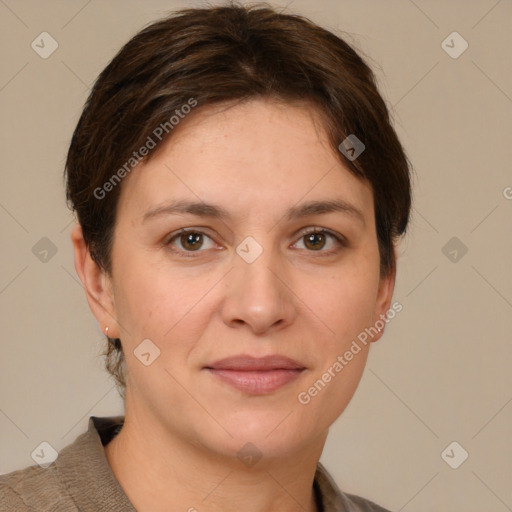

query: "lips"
xmin=206 ymin=355 xmax=305 ymax=371
xmin=205 ymin=355 xmax=305 ymax=394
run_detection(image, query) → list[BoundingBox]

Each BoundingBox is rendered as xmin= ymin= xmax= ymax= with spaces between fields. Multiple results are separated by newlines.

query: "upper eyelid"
xmin=295 ymin=226 xmax=342 ymax=238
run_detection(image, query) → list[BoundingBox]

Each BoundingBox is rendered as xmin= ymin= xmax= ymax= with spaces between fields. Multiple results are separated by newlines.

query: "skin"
xmin=72 ymin=97 xmax=396 ymax=512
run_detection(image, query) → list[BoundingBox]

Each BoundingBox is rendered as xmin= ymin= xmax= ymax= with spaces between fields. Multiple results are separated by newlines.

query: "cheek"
xmin=294 ymin=274 xmax=376 ymax=426
xmin=296 ymin=347 xmax=369 ymax=435
xmin=305 ymin=264 xmax=380 ymax=345
xmin=112 ymin=259 xmax=221 ymax=346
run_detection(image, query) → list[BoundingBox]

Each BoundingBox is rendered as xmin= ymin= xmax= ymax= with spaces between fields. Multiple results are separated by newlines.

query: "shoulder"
xmin=315 ymin=462 xmax=393 ymax=512
xmin=0 ymin=417 xmax=129 ymax=512
xmin=342 ymin=491 xmax=394 ymax=512
xmin=0 ymin=462 xmax=76 ymax=512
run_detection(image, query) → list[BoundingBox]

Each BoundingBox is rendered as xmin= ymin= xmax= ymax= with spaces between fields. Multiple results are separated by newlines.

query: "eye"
xmin=165 ymin=227 xmax=346 ymax=257
xmin=165 ymin=228 xmax=217 ymax=255
xmin=292 ymin=228 xmax=346 ymax=253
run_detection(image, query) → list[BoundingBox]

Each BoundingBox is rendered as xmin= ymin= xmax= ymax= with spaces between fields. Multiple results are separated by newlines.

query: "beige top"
xmin=0 ymin=416 xmax=392 ymax=511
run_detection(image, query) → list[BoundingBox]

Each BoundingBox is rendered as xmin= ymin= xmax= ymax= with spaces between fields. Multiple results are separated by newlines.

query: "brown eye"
xmin=166 ymin=229 xmax=216 ymax=255
xmin=180 ymin=232 xmax=203 ymax=251
xmin=293 ymin=228 xmax=345 ymax=254
xmin=303 ymin=232 xmax=326 ymax=251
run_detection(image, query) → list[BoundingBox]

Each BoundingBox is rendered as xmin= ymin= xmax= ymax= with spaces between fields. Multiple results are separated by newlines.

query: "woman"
xmin=0 ymin=3 xmax=411 ymax=511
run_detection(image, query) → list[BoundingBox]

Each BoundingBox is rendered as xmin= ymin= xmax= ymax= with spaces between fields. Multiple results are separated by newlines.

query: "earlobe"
xmin=370 ymin=262 xmax=397 ymax=343
xmin=70 ymin=224 xmax=120 ymax=338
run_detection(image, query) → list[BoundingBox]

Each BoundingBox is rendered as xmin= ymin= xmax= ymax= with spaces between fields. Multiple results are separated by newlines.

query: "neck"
xmin=104 ymin=402 xmax=325 ymax=512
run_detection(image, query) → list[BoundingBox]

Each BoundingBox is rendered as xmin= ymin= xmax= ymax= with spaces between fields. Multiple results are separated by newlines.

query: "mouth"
xmin=205 ymin=355 xmax=306 ymax=395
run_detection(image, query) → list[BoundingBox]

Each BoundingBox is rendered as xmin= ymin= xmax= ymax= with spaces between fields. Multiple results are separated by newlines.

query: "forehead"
xmin=116 ymin=98 xmax=374 ymax=223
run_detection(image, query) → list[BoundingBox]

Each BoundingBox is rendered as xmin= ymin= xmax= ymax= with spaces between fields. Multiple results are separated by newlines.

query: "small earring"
xmin=105 ymin=326 xmax=109 ymax=337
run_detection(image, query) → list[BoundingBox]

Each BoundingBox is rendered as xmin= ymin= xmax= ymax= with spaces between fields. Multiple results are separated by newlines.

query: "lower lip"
xmin=207 ymin=368 xmax=304 ymax=394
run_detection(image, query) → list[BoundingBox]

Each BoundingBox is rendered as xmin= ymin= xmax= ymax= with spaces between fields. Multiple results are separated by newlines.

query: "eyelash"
xmin=164 ymin=227 xmax=347 ymax=258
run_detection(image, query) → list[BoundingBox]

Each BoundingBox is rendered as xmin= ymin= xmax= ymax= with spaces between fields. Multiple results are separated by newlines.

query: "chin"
xmin=202 ymin=409 xmax=319 ymax=462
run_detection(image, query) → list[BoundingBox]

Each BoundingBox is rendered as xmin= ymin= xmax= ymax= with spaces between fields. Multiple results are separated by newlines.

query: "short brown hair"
xmin=65 ymin=2 xmax=412 ymax=396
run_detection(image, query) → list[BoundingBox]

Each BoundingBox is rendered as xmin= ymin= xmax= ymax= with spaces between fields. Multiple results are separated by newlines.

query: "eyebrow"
xmin=142 ymin=198 xmax=365 ymax=225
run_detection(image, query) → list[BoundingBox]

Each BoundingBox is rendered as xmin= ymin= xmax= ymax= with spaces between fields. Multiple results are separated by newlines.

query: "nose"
xmin=220 ymin=245 xmax=298 ymax=335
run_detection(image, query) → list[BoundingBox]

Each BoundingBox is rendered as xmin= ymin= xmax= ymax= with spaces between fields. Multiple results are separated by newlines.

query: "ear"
xmin=369 ymin=253 xmax=397 ymax=343
xmin=71 ymin=224 xmax=120 ymax=338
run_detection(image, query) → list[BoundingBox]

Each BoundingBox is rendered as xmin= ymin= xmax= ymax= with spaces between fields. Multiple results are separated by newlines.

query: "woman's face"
xmin=91 ymin=98 xmax=394 ymax=461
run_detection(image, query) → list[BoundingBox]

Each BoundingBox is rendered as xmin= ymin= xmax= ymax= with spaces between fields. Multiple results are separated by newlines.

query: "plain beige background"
xmin=1 ymin=0 xmax=511 ymax=510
